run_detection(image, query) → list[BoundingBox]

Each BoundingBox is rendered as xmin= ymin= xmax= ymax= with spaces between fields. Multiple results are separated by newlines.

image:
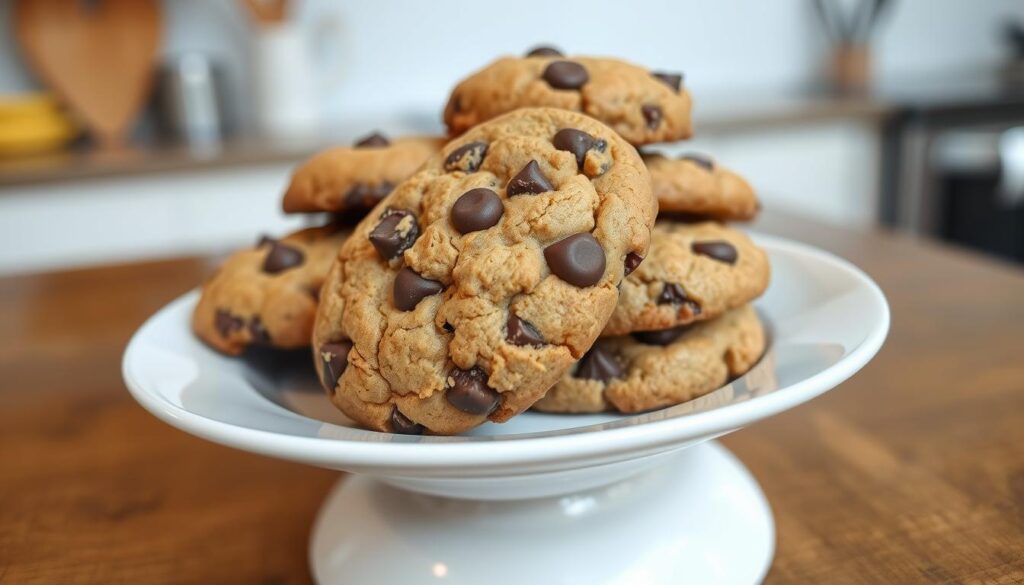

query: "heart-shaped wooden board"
xmin=14 ymin=0 xmax=161 ymax=147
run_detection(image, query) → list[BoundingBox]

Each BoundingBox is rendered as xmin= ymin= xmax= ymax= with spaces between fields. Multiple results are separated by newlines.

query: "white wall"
xmin=4 ymin=0 xmax=1021 ymax=120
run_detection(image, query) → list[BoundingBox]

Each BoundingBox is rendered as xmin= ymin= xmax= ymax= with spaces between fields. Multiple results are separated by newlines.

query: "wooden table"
xmin=2 ymin=212 xmax=1023 ymax=584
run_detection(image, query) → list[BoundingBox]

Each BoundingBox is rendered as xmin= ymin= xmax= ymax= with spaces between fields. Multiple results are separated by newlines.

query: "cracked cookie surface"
xmin=645 ymin=153 xmax=759 ymax=221
xmin=282 ymin=133 xmax=444 ymax=214
xmin=192 ymin=224 xmax=350 ymax=355
xmin=534 ymin=304 xmax=765 ymax=413
xmin=444 ymin=55 xmax=692 ymax=146
xmin=603 ymin=221 xmax=769 ymax=336
xmin=313 ymin=107 xmax=656 ymax=435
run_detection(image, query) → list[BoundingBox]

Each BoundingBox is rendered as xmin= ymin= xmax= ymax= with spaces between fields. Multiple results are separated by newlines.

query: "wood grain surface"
xmin=1 ymin=211 xmax=1022 ymax=584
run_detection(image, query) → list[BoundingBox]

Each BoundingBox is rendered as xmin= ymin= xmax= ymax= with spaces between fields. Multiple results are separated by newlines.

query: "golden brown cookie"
xmin=603 ymin=221 xmax=770 ymax=336
xmin=444 ymin=54 xmax=692 ymax=145
xmin=281 ymin=132 xmax=445 ymax=214
xmin=192 ymin=224 xmax=349 ymax=355
xmin=534 ymin=305 xmax=765 ymax=413
xmin=313 ymin=107 xmax=656 ymax=435
xmin=645 ymin=153 xmax=759 ymax=221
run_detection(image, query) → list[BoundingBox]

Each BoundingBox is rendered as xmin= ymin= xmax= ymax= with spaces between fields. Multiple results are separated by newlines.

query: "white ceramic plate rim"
xmin=123 ymin=233 xmax=889 ymax=469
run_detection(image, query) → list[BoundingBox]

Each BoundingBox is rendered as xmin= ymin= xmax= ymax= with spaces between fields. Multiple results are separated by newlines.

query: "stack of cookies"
xmin=192 ymin=46 xmax=770 ymax=435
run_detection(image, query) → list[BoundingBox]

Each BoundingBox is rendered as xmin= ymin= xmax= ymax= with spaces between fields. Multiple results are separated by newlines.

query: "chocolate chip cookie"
xmin=192 ymin=224 xmax=349 ymax=355
xmin=645 ymin=153 xmax=759 ymax=221
xmin=603 ymin=221 xmax=769 ymax=336
xmin=444 ymin=55 xmax=692 ymax=146
xmin=534 ymin=304 xmax=765 ymax=413
xmin=281 ymin=133 xmax=445 ymax=214
xmin=313 ymin=107 xmax=656 ymax=435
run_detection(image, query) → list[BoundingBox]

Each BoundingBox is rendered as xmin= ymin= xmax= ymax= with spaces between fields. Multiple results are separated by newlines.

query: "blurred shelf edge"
xmin=0 ymin=96 xmax=894 ymax=189
xmin=0 ymin=133 xmax=329 ymax=188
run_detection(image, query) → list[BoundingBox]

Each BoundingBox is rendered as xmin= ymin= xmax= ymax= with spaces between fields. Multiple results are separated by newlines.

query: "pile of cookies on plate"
xmin=192 ymin=47 xmax=770 ymax=435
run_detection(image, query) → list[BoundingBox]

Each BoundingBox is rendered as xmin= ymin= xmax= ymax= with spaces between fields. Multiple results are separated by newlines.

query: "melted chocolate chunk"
xmin=542 ymin=60 xmax=589 ymax=90
xmin=390 ymin=407 xmax=425 ymax=435
xmin=657 ymin=283 xmax=690 ymax=305
xmin=624 ymin=252 xmax=643 ymax=276
xmin=642 ymin=104 xmax=663 ymax=129
xmin=354 ymin=132 xmax=390 ymax=148
xmin=393 ymin=267 xmax=443 ymax=311
xmin=445 ymin=367 xmax=499 ymax=415
xmin=451 ymin=188 xmax=504 ymax=233
xmin=526 ymin=45 xmax=563 ymax=57
xmin=248 ymin=317 xmax=271 ymax=345
xmin=214 ymin=310 xmax=243 ymax=338
xmin=651 ymin=71 xmax=683 ymax=92
xmin=632 ymin=324 xmax=693 ymax=346
xmin=369 ymin=209 xmax=420 ymax=260
xmin=574 ymin=343 xmax=624 ymax=382
xmin=691 ymin=240 xmax=738 ymax=265
xmin=444 ymin=141 xmax=488 ymax=172
xmin=506 ymin=314 xmax=544 ymax=346
xmin=319 ymin=340 xmax=353 ymax=393
xmin=681 ymin=153 xmax=714 ymax=171
xmin=262 ymin=241 xmax=304 ymax=274
xmin=506 ymin=160 xmax=554 ymax=196
xmin=344 ymin=181 xmax=394 ymax=208
xmin=552 ymin=128 xmax=605 ymax=172
xmin=655 ymin=283 xmax=702 ymax=317
xmin=544 ymin=233 xmax=606 ymax=288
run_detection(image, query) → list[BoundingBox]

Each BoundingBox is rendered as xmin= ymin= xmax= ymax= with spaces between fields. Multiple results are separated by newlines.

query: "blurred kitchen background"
xmin=1 ymin=0 xmax=1023 ymax=275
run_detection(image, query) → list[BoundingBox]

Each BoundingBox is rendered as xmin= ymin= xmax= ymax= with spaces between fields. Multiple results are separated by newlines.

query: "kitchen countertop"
xmin=1 ymin=210 xmax=1023 ymax=583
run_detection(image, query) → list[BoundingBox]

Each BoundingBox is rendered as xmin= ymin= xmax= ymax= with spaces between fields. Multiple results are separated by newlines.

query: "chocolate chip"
xmin=390 ymin=407 xmax=424 ymax=435
xmin=345 ymin=181 xmax=393 ymax=208
xmin=444 ymin=141 xmax=488 ymax=172
xmin=632 ymin=324 xmax=692 ymax=346
xmin=445 ymin=367 xmax=499 ymax=415
xmin=656 ymin=283 xmax=702 ymax=316
xmin=248 ymin=317 xmax=271 ymax=345
xmin=657 ymin=283 xmax=690 ymax=305
xmin=214 ymin=310 xmax=243 ymax=338
xmin=319 ymin=340 xmax=352 ymax=392
xmin=552 ymin=128 xmax=605 ymax=171
xmin=506 ymin=314 xmax=544 ymax=346
xmin=574 ymin=343 xmax=624 ymax=382
xmin=526 ymin=45 xmax=563 ymax=57
xmin=451 ymin=188 xmax=504 ymax=234
xmin=542 ymin=61 xmax=589 ymax=90
xmin=691 ymin=241 xmax=738 ymax=265
xmin=369 ymin=209 xmax=420 ymax=260
xmin=354 ymin=132 xmax=390 ymax=148
xmin=624 ymin=252 xmax=643 ymax=276
xmin=651 ymin=71 xmax=683 ymax=92
xmin=507 ymin=160 xmax=554 ymax=196
xmin=642 ymin=104 xmax=663 ymax=129
xmin=256 ymin=234 xmax=274 ymax=247
xmin=393 ymin=267 xmax=443 ymax=311
xmin=544 ymin=233 xmax=605 ymax=288
xmin=681 ymin=153 xmax=714 ymax=171
xmin=442 ymin=321 xmax=455 ymax=333
xmin=262 ymin=241 xmax=304 ymax=274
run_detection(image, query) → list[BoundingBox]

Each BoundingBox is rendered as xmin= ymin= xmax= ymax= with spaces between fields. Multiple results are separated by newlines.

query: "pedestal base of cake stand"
xmin=309 ymin=440 xmax=775 ymax=584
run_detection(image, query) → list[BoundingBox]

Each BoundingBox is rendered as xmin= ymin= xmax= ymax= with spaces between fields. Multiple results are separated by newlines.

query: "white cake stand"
xmin=123 ymin=234 xmax=888 ymax=585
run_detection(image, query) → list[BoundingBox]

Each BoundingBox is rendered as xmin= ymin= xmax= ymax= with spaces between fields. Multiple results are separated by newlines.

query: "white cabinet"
xmin=0 ymin=162 xmax=307 ymax=274
xmin=657 ymin=117 xmax=882 ymax=227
